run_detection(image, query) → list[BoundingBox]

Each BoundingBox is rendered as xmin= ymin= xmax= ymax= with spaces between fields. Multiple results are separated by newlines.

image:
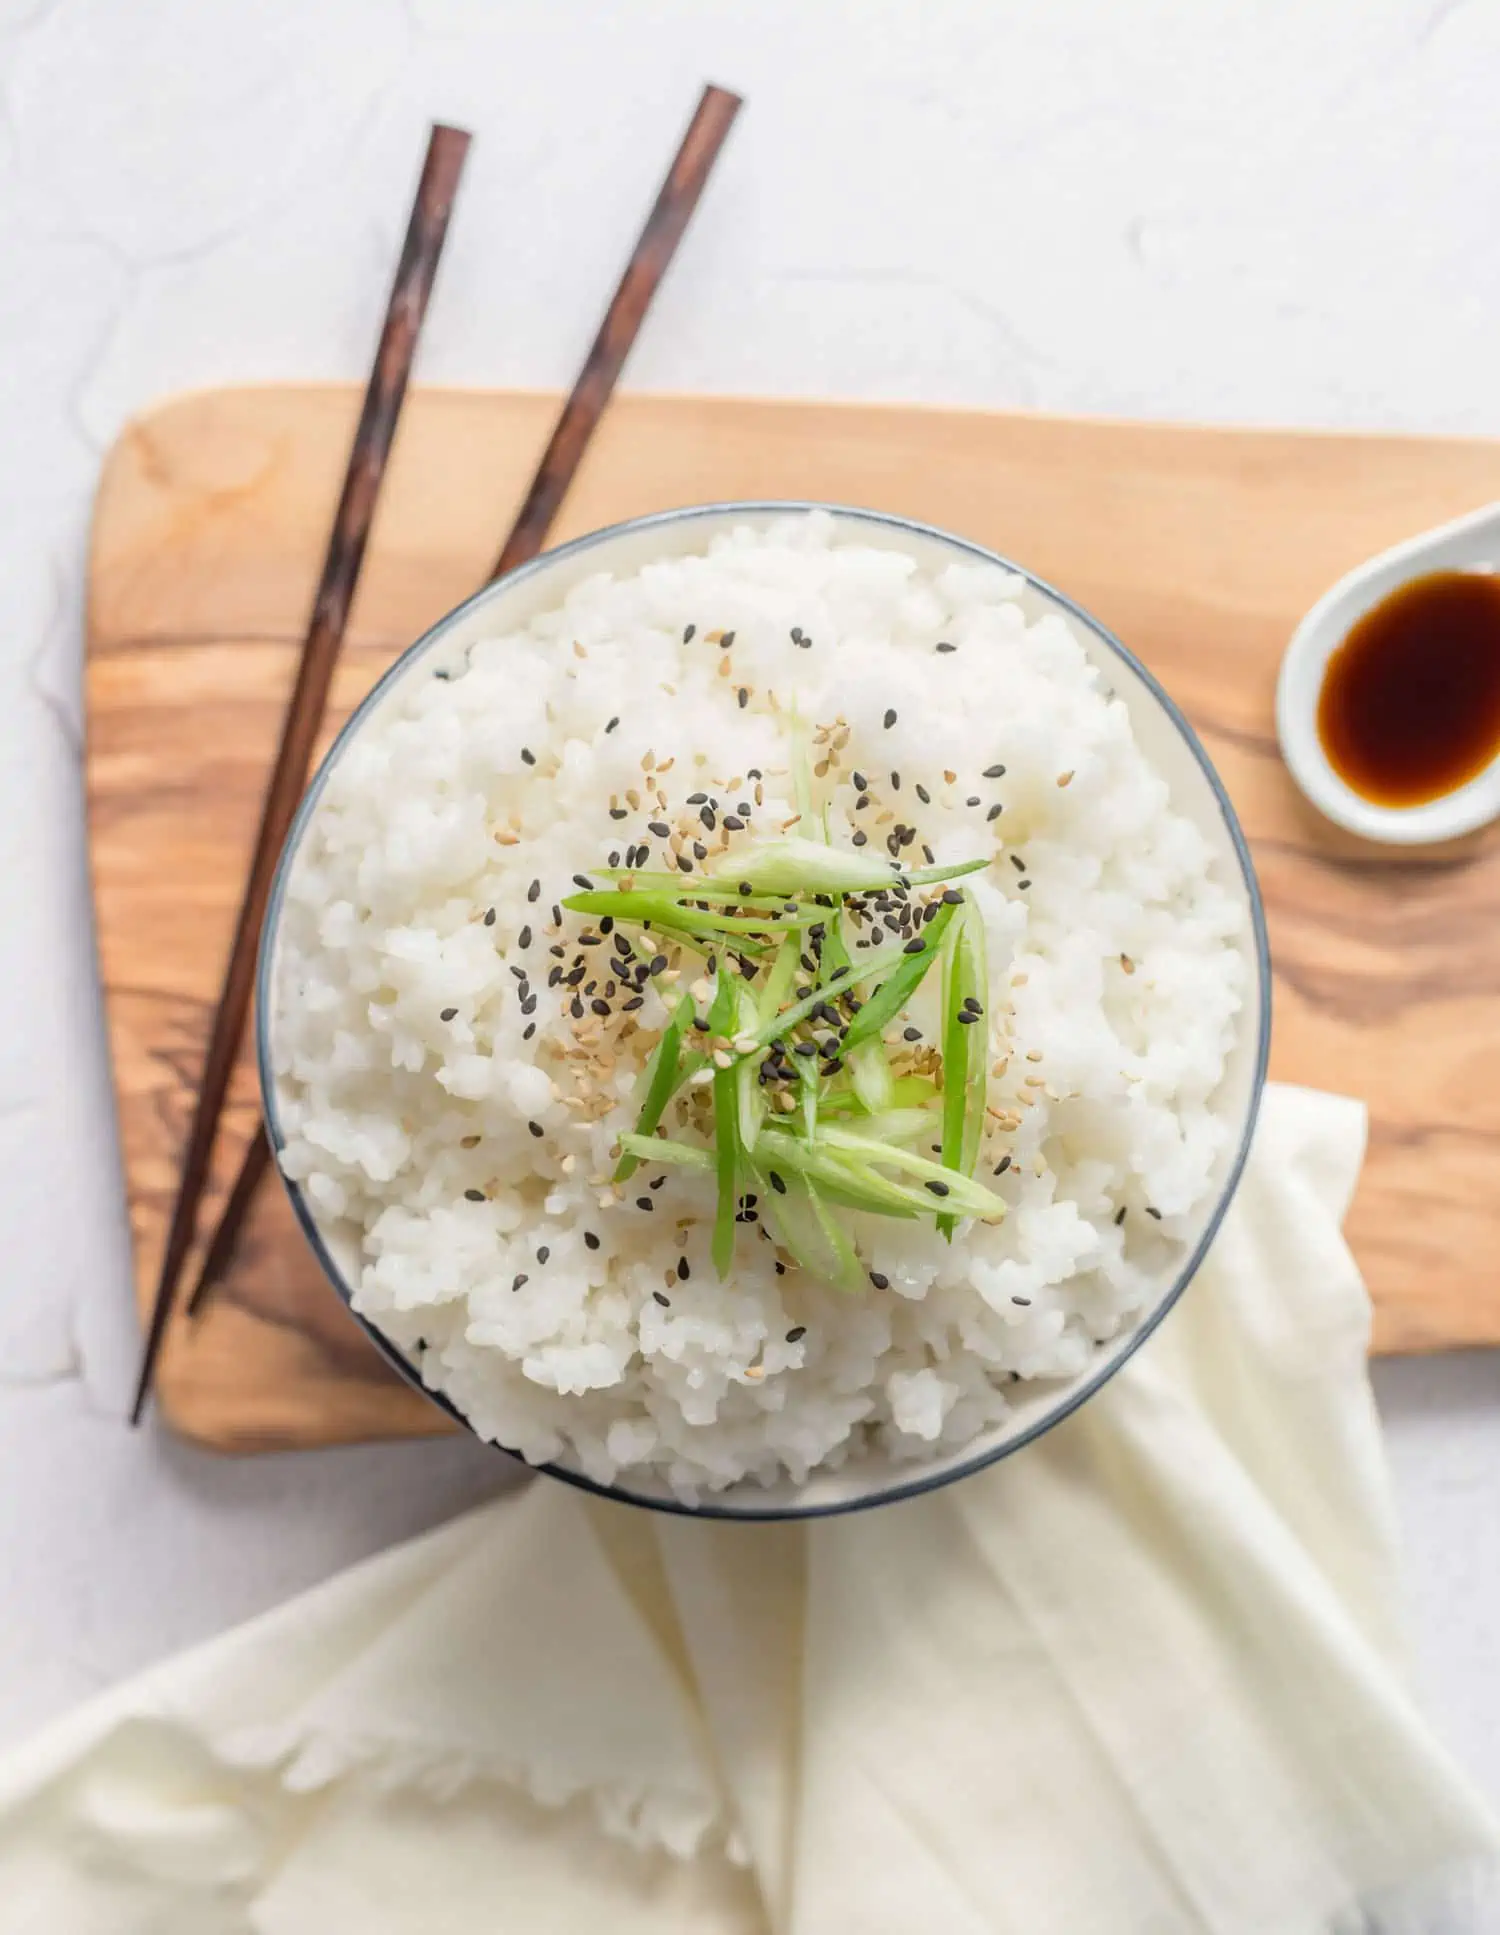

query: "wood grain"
xmin=87 ymin=384 xmax=1500 ymax=1452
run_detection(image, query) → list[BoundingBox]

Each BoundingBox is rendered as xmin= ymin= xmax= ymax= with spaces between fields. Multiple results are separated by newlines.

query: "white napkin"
xmin=1 ymin=1084 xmax=1496 ymax=1934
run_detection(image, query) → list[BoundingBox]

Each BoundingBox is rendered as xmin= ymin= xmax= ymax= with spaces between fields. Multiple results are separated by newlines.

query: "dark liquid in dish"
xmin=1317 ymin=569 xmax=1500 ymax=807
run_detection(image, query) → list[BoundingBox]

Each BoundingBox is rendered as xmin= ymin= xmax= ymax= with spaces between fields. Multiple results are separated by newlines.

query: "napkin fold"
xmin=2 ymin=1084 xmax=1496 ymax=1934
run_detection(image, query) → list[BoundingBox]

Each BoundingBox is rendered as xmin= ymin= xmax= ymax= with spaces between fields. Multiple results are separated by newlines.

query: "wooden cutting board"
xmin=88 ymin=384 xmax=1500 ymax=1452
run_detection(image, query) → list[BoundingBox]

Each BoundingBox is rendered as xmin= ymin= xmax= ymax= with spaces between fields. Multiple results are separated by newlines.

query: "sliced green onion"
xmin=757 ymin=1167 xmax=866 ymax=1292
xmin=708 ymin=968 xmax=740 ymax=1278
xmin=900 ymin=857 xmax=988 ymax=887
xmin=758 ymin=930 xmax=802 ymax=1026
xmin=739 ymin=946 xmax=908 ymax=1052
xmin=839 ymin=900 xmax=957 ymax=1053
xmin=591 ymin=872 xmax=806 ymax=909
xmin=614 ymin=992 xmax=695 ymax=1181
xmin=814 ymin=1124 xmax=1004 ymax=1220
xmin=848 ymin=1037 xmax=895 ymax=1113
xmin=820 ymin=1076 xmax=939 ymax=1118
xmin=563 ymin=890 xmax=818 ymax=936
xmin=706 ymin=836 xmax=899 ymax=897
xmin=798 ymin=1051 xmax=819 ymax=1140
xmin=757 ymin=1126 xmax=1002 ymax=1223
xmin=617 ymin=1132 xmax=713 ymax=1173
xmin=938 ymin=889 xmax=989 ymax=1237
xmin=734 ymin=988 xmax=767 ymax=1154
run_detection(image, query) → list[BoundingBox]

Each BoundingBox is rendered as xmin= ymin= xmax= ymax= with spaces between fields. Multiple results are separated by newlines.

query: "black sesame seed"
xmin=936 ymin=640 xmax=956 ymax=654
xmin=484 ymin=907 xmax=497 ymax=926
xmin=902 ymin=937 xmax=926 ymax=955
xmin=521 ymin=747 xmax=536 ymax=766
xmin=683 ymin=623 xmax=696 ymax=643
xmin=995 ymin=1156 xmax=1012 ymax=1175
xmin=890 ymin=771 xmax=901 ymax=790
xmin=518 ymin=925 xmax=532 ymax=949
xmin=654 ymin=1289 xmax=671 ymax=1306
xmin=686 ymin=791 xmax=708 ymax=805
xmin=926 ymin=1180 xmax=951 ymax=1197
xmin=902 ymin=1025 xmax=922 ymax=1042
xmin=528 ymin=880 xmax=541 ymax=901
xmin=1146 ymin=1206 xmax=1163 ymax=1220
xmin=573 ymin=876 xmax=594 ymax=892
xmin=440 ymin=1006 xmax=459 ymax=1022
xmin=738 ymin=688 xmax=749 ymax=709
xmin=605 ymin=716 xmax=620 ymax=734
xmin=552 ymin=904 xmax=562 ymax=925
xmin=768 ymin=1170 xmax=787 ymax=1194
xmin=537 ymin=1245 xmax=551 ymax=1264
xmin=963 ymin=996 xmax=982 ymax=1013
xmin=870 ymin=1270 xmax=890 ymax=1289
xmin=1011 ymin=1295 xmax=1032 ymax=1307
xmin=599 ymin=916 xmax=614 ymax=934
xmin=957 ymin=1010 xmax=980 ymax=1024
xmin=649 ymin=820 xmax=671 ymax=837
xmin=590 ymin=998 xmax=609 ymax=1016
xmin=852 ymin=830 xmax=868 ymax=847
xmin=852 ymin=771 xmax=868 ymax=791
xmin=528 ymin=1120 xmax=543 ymax=1138
xmin=1018 ymin=878 xmax=1031 ymax=890
xmin=883 ymin=709 xmax=897 ymax=729
xmin=584 ymin=1231 xmax=601 ymax=1250
xmin=793 ymin=1041 xmax=818 ymax=1057
xmin=677 ymin=1256 xmax=691 ymax=1281
xmin=721 ymin=632 xmax=736 ymax=649
xmin=637 ymin=1196 xmax=655 ymax=1212
xmin=983 ymin=763 xmax=1006 ymax=778
xmin=966 ymin=795 xmax=982 ymax=807
xmin=941 ymin=888 xmax=963 ymax=904
xmin=692 ymin=841 xmax=707 ymax=860
xmin=692 ymin=1016 xmax=711 ymax=1032
xmin=987 ymin=804 xmax=1003 ymax=822
xmin=699 ymin=806 xmax=716 ymax=831
xmin=512 ymin=1273 xmax=528 ymax=1292
xmin=786 ymin=1325 xmax=807 ymax=1342
xmin=676 ymin=855 xmax=694 ymax=873
xmin=649 ymin=954 xmax=669 ymax=975
xmin=464 ymin=1188 xmax=485 ymax=1202
xmin=774 ymin=1260 xmax=787 ymax=1275
xmin=521 ymin=995 xmax=538 ymax=1015
xmin=915 ymin=783 xmax=931 ymax=804
xmin=523 ymin=1022 xmax=536 ymax=1040
xmin=622 ymin=994 xmax=645 ymax=1011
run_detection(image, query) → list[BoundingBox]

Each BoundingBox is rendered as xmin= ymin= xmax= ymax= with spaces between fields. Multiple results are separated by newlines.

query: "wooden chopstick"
xmin=130 ymin=123 xmax=473 ymax=1422
xmin=492 ymin=83 xmax=742 ymax=578
xmin=182 ymin=83 xmax=744 ymax=1325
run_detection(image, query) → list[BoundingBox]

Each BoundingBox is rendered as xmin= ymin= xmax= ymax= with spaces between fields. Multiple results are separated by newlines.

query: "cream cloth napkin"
xmin=2 ymin=1083 xmax=1497 ymax=1934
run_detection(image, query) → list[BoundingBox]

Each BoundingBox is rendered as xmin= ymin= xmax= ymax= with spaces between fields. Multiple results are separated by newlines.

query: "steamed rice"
xmin=270 ymin=512 xmax=1245 ymax=1497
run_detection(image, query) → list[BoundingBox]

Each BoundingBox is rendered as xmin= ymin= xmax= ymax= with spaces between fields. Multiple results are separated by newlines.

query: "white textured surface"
xmin=1 ymin=0 xmax=1497 ymax=1804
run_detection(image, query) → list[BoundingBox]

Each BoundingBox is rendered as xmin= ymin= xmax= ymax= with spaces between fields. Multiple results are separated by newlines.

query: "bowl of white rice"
xmin=259 ymin=504 xmax=1269 ymax=1517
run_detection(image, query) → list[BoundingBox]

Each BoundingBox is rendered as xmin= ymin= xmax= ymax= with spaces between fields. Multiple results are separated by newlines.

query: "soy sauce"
xmin=1317 ymin=569 xmax=1500 ymax=807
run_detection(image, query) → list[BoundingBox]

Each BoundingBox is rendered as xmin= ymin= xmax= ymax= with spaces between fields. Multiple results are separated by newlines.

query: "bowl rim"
xmin=256 ymin=499 xmax=1272 ymax=1520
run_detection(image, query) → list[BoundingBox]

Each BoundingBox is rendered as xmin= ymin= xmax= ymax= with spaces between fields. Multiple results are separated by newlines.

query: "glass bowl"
xmin=257 ymin=503 xmax=1271 ymax=1520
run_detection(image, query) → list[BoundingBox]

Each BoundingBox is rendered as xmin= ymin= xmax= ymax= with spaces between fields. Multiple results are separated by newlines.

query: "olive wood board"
xmin=87 ymin=384 xmax=1500 ymax=1452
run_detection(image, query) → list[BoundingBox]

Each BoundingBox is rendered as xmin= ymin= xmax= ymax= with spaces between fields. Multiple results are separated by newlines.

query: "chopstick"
xmin=179 ymin=83 xmax=744 ymax=1329
xmin=491 ymin=83 xmax=743 ymax=578
xmin=129 ymin=123 xmax=473 ymax=1423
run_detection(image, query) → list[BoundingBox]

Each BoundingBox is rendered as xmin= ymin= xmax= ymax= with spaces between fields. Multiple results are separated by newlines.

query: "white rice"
xmin=270 ymin=512 xmax=1245 ymax=1498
